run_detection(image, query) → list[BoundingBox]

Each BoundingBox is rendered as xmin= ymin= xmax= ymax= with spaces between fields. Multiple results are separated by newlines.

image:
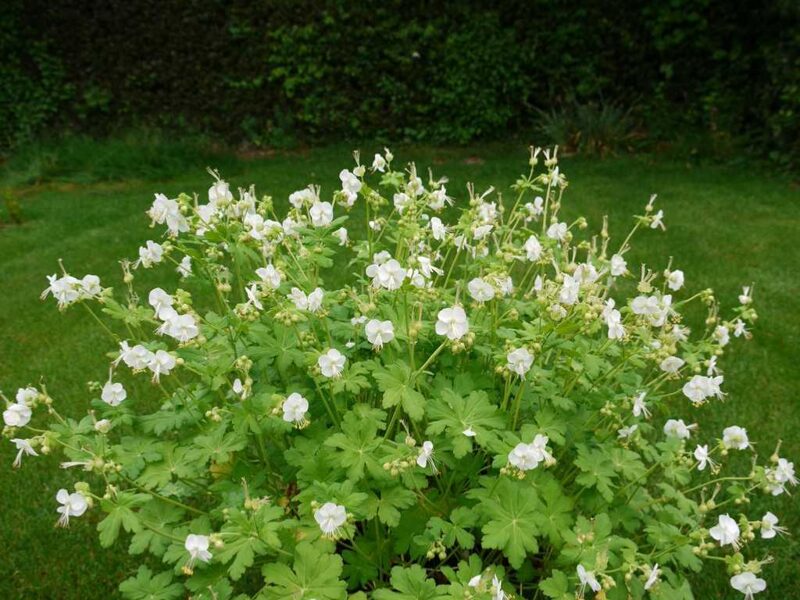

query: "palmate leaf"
xmin=217 ymin=506 xmax=285 ymax=580
xmin=365 ymin=485 xmax=417 ymax=527
xmin=537 ymin=569 xmax=572 ymax=599
xmin=479 ymin=479 xmax=541 ymax=568
xmin=373 ymin=361 xmax=426 ymax=421
xmin=426 ymin=389 xmax=505 ymax=458
xmin=574 ymin=444 xmax=617 ymax=502
xmin=372 ymin=565 xmax=449 ymax=600
xmin=324 ymin=407 xmax=386 ymax=481
xmin=119 ymin=565 xmax=183 ymax=600
xmin=128 ymin=501 xmax=185 ymax=557
xmin=260 ymin=542 xmax=347 ymax=600
xmin=97 ymin=492 xmax=152 ymax=547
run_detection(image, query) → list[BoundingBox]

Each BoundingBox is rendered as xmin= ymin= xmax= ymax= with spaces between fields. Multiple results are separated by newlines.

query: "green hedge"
xmin=2 ymin=0 xmax=798 ymax=164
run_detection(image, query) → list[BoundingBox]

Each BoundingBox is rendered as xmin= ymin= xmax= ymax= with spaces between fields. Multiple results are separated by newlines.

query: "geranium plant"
xmin=3 ymin=148 xmax=795 ymax=599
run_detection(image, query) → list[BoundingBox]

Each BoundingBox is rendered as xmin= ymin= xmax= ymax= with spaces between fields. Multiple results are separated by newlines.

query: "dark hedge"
xmin=2 ymin=0 xmax=798 ymax=165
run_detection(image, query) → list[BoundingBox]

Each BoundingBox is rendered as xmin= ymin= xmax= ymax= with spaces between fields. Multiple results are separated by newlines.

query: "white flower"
xmin=10 ymin=438 xmax=37 ymax=468
xmin=288 ymin=287 xmax=309 ymax=310
xmin=318 ymin=349 xmax=346 ymax=378
xmin=766 ymin=458 xmax=798 ymax=495
xmin=148 ymin=288 xmax=174 ymax=319
xmin=137 ymin=240 xmax=164 ymax=267
xmin=714 ymin=325 xmax=730 ymax=347
xmin=430 ymin=217 xmax=447 ymax=241
xmin=101 ymin=380 xmax=127 ymax=406
xmin=333 ymin=227 xmax=348 ymax=246
xmin=339 ymin=169 xmax=361 ymax=205
xmin=148 ymin=350 xmax=176 ymax=382
xmin=644 ymin=564 xmax=660 ymax=591
xmin=468 ymin=574 xmax=482 ymax=588
xmin=289 ymin=187 xmax=317 ymax=209
xmin=610 ymin=254 xmax=627 ymax=276
xmin=523 ymin=235 xmax=542 ymax=261
xmin=666 ymin=269 xmax=684 ymax=291
xmin=760 ymin=512 xmax=782 ymax=539
xmin=177 ymin=256 xmax=192 ymax=278
xmin=3 ymin=402 xmax=32 ymax=427
xmin=245 ymin=284 xmax=263 ymax=311
xmin=148 ymin=193 xmax=188 ymax=234
xmin=372 ymin=153 xmax=386 ymax=172
xmin=366 ymin=258 xmax=406 ymax=290
xmin=558 ymin=274 xmax=580 ymax=305
xmin=309 ymin=201 xmax=334 ymax=227
xmin=577 ymin=564 xmax=601 ymax=594
xmin=733 ymin=319 xmax=748 ymax=338
xmin=185 ymin=534 xmax=212 ymax=566
xmin=365 ymin=319 xmax=394 ymax=349
xmin=660 ymin=356 xmax=685 ymax=374
xmin=165 ymin=313 xmax=200 ymax=342
xmin=682 ymin=374 xmax=723 ymax=404
xmin=467 ymin=278 xmax=495 ymax=303
xmin=722 ymin=426 xmax=749 ymax=450
xmin=392 ymin=192 xmax=411 ymax=214
xmin=546 ymin=221 xmax=567 ymax=241
xmin=525 ymin=196 xmax=544 ymax=218
xmin=490 ymin=575 xmax=506 ymax=600
xmin=472 ymin=224 xmax=493 ymax=241
xmin=42 ymin=274 xmax=81 ymax=307
xmin=507 ymin=348 xmax=533 ymax=376
xmin=208 ymin=180 xmax=233 ymax=205
xmin=417 ymin=441 xmax=435 ymax=469
xmin=116 ymin=342 xmax=153 ymax=370
xmin=632 ymin=392 xmax=650 ymax=418
xmin=709 ymin=514 xmax=740 ymax=547
xmin=307 ymin=288 xmax=324 ymax=313
xmin=256 ymin=264 xmax=283 ymax=290
xmin=315 ymin=502 xmax=347 ymax=536
xmin=730 ymin=572 xmax=766 ymax=599
xmin=15 ymin=387 xmax=38 ymax=405
xmin=94 ymin=419 xmax=112 ymax=433
xmin=508 ymin=443 xmax=540 ymax=471
xmin=463 ymin=427 xmax=476 ymax=438
xmin=56 ymin=489 xmax=88 ymax=527
xmin=663 ymin=418 xmax=693 ymax=439
xmin=739 ymin=286 xmax=752 ymax=305
xmin=694 ymin=444 xmax=716 ymax=471
xmin=79 ymin=274 xmax=102 ymax=297
xmin=617 ymin=424 xmax=638 ymax=439
xmin=507 ymin=436 xmax=551 ymax=471
xmin=428 ymin=187 xmax=449 ymax=211
xmin=435 ymin=306 xmax=469 ymax=340
xmin=606 ymin=309 xmax=625 ymax=340
xmin=282 ymin=393 xmax=309 ymax=424
xmin=650 ymin=209 xmax=665 ymax=229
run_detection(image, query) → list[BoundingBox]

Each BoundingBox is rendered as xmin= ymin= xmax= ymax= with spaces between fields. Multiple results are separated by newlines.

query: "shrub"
xmin=3 ymin=149 xmax=795 ymax=599
xmin=535 ymin=103 xmax=639 ymax=156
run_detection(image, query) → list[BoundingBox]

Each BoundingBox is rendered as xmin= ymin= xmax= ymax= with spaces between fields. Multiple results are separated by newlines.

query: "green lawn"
xmin=1 ymin=144 xmax=798 ymax=598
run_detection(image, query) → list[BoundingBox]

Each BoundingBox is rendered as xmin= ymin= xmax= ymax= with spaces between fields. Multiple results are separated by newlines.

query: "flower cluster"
xmin=3 ymin=148 xmax=793 ymax=600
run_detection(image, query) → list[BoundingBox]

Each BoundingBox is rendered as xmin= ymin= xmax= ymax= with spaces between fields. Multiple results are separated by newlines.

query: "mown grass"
xmin=0 ymin=140 xmax=798 ymax=598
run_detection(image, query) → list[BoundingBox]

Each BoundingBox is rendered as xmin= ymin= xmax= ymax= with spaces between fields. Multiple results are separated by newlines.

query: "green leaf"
xmin=368 ymin=485 xmax=417 ymax=527
xmin=538 ymin=570 xmax=573 ymax=599
xmin=574 ymin=444 xmax=617 ymax=502
xmin=97 ymin=492 xmax=151 ymax=547
xmin=427 ymin=389 xmax=505 ymax=458
xmin=373 ymin=361 xmax=426 ymax=421
xmin=217 ymin=506 xmax=285 ymax=580
xmin=372 ymin=565 xmax=448 ymax=600
xmin=119 ymin=565 xmax=183 ymax=600
xmin=324 ymin=408 xmax=385 ymax=481
xmin=479 ymin=480 xmax=541 ymax=568
xmin=260 ymin=542 xmax=347 ymax=600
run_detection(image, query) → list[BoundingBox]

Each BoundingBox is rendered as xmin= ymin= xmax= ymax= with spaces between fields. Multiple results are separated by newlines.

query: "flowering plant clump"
xmin=4 ymin=148 xmax=795 ymax=599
